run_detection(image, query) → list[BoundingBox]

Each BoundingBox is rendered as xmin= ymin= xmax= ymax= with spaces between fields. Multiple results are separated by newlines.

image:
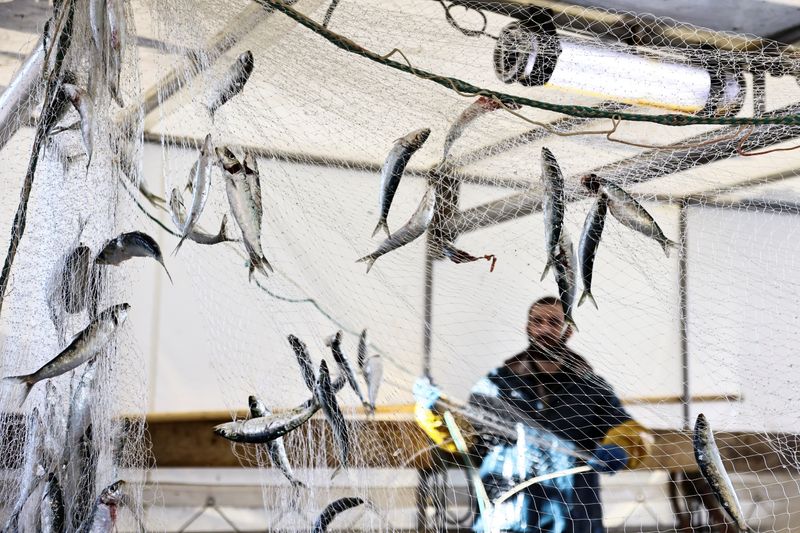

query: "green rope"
xmin=256 ymin=0 xmax=800 ymax=127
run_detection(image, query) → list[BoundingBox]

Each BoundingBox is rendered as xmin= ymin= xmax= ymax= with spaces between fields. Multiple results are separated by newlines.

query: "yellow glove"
xmin=602 ymin=419 xmax=654 ymax=470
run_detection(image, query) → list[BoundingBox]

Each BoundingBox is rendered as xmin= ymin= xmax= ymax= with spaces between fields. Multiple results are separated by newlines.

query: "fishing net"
xmin=2 ymin=0 xmax=800 ymax=531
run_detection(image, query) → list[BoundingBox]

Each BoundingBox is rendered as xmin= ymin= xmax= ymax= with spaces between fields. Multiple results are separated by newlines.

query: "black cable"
xmin=322 ymin=0 xmax=340 ymax=28
xmin=436 ymin=1 xmax=497 ymax=40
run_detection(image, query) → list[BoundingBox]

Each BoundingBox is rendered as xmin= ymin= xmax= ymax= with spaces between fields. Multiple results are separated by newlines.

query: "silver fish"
xmin=174 ymin=134 xmax=214 ymax=254
xmin=357 ymin=329 xmax=368 ymax=373
xmin=76 ymin=479 xmax=126 ymax=533
xmin=694 ymin=414 xmax=749 ymax=531
xmin=331 ymin=330 xmax=367 ymax=407
xmin=583 ymin=174 xmax=677 ymax=257
xmin=222 ymin=148 xmax=273 ymax=280
xmin=358 ymin=186 xmax=436 ymax=273
xmin=62 ymin=359 xmax=98 ymax=466
xmin=553 ymin=230 xmax=577 ymax=331
xmin=105 ymin=0 xmax=125 ymax=106
xmin=214 ymin=399 xmax=319 ymax=443
xmin=41 ymin=473 xmax=65 ymax=533
xmin=169 ymin=189 xmax=231 ymax=245
xmin=66 ymin=426 xmax=97 ymax=532
xmin=89 ymin=0 xmax=105 ymax=53
xmin=442 ymin=96 xmax=518 ymax=160
xmin=577 ymin=194 xmax=608 ymax=309
xmin=363 ymin=354 xmax=383 ymax=412
xmin=312 ymin=497 xmax=365 ymax=533
xmin=61 ymin=83 xmax=93 ymax=168
xmin=315 ymin=360 xmax=349 ymax=468
xmin=249 ymin=396 xmax=306 ymax=489
xmin=541 ymin=147 xmax=565 ymax=280
xmin=373 ymin=128 xmax=430 ymax=237
xmin=208 ymin=51 xmax=254 ymax=118
xmin=1 ymin=411 xmax=43 ymax=532
xmin=3 ymin=303 xmax=129 ymax=404
xmin=243 ymin=152 xmax=262 ymax=222
xmin=0 ymin=37 xmax=44 ymax=152
xmin=288 ymin=334 xmax=316 ymax=392
xmin=96 ymin=231 xmax=172 ymax=282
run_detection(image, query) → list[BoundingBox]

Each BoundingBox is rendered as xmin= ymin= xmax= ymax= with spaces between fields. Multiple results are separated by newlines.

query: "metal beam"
xmin=678 ymin=202 xmax=690 ymax=430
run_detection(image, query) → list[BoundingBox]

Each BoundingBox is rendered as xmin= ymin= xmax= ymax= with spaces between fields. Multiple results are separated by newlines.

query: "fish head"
xmin=581 ymin=173 xmax=603 ymax=194
xmin=216 ymin=147 xmax=242 ymax=175
xmin=99 ymin=480 xmax=126 ymax=505
xmin=240 ymin=51 xmax=255 ymax=74
xmin=201 ymin=133 xmax=214 ymax=157
xmin=406 ymin=128 xmax=431 ymax=149
xmin=60 ymin=82 xmax=80 ymax=104
xmin=110 ymin=303 xmax=131 ymax=325
xmin=243 ymin=152 xmax=258 ymax=175
xmin=213 ymin=422 xmax=243 ymax=442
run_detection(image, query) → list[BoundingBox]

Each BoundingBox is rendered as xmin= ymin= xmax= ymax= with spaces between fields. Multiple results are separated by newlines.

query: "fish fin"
xmin=4 ymin=375 xmax=34 ymax=407
xmin=249 ymin=256 xmax=272 ymax=282
xmin=662 ymin=239 xmax=679 ymax=258
xmin=355 ymin=255 xmax=377 ymax=274
xmin=171 ymin=234 xmax=189 ymax=256
xmin=160 ymin=261 xmax=173 ymax=284
xmin=330 ymin=465 xmax=343 ymax=480
xmin=218 ymin=215 xmax=229 ymax=240
xmin=371 ymin=220 xmax=390 ymax=238
xmin=540 ymin=260 xmax=552 ymax=282
xmin=564 ymin=314 xmax=578 ymax=333
xmin=577 ymin=290 xmax=598 ymax=310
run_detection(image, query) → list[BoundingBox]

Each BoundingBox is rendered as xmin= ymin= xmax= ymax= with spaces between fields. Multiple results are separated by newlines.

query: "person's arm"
xmin=413 ymin=377 xmax=477 ymax=454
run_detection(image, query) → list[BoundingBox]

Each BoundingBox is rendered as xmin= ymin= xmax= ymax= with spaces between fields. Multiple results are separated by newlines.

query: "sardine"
xmin=3 ymin=303 xmax=129 ymax=404
xmin=76 ymin=479 xmax=126 ymax=533
xmin=61 ymin=83 xmax=94 ymax=168
xmin=553 ymin=231 xmax=577 ymax=331
xmin=41 ymin=473 xmax=65 ymax=533
xmin=44 ymin=71 xmax=78 ymax=137
xmin=357 ymin=329 xmax=368 ymax=373
xmin=582 ymin=174 xmax=677 ymax=257
xmin=312 ymin=497 xmax=366 ymax=533
xmin=214 ymin=398 xmax=319 ymax=443
xmin=442 ymin=96 xmax=518 ymax=160
xmin=694 ymin=414 xmax=749 ymax=531
xmin=442 ymin=241 xmax=497 ymax=271
xmin=105 ymin=0 xmax=125 ymax=106
xmin=363 ymin=355 xmax=383 ymax=412
xmin=222 ymin=148 xmax=273 ymax=280
xmin=358 ymin=186 xmax=436 ymax=273
xmin=249 ymin=396 xmax=306 ymax=489
xmin=373 ymin=128 xmax=430 ymax=237
xmin=169 ymin=189 xmax=231 ymax=245
xmin=243 ymin=152 xmax=262 ymax=222
xmin=174 ymin=133 xmax=214 ymax=255
xmin=541 ymin=147 xmax=565 ymax=280
xmin=577 ymin=194 xmax=608 ymax=309
xmin=208 ymin=51 xmax=254 ymax=118
xmin=1 ymin=411 xmax=43 ymax=532
xmin=89 ymin=0 xmax=105 ymax=53
xmin=96 ymin=231 xmax=172 ymax=282
xmin=62 ymin=359 xmax=98 ymax=466
xmin=66 ymin=426 xmax=97 ymax=532
xmin=315 ymin=360 xmax=349 ymax=468
xmin=288 ymin=334 xmax=316 ymax=392
xmin=331 ymin=330 xmax=368 ymax=407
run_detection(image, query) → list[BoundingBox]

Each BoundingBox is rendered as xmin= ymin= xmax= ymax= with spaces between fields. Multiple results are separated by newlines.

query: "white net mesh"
xmin=2 ymin=0 xmax=800 ymax=531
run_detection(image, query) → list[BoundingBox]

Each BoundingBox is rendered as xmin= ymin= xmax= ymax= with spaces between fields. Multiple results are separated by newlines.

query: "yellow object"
xmin=414 ymin=403 xmax=475 ymax=454
xmin=602 ymin=419 xmax=655 ymax=470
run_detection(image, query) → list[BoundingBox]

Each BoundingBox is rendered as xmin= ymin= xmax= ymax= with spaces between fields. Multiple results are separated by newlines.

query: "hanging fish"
xmin=358 ymin=186 xmax=436 ymax=273
xmin=373 ymin=128 xmax=430 ymax=238
xmin=220 ymin=147 xmax=273 ymax=280
xmin=96 ymin=231 xmax=172 ymax=282
xmin=541 ymin=147 xmax=565 ymax=280
xmin=174 ymin=134 xmax=214 ymax=255
xmin=249 ymin=396 xmax=307 ymax=489
xmin=208 ymin=51 xmax=254 ymax=118
xmin=442 ymin=96 xmax=519 ymax=160
xmin=357 ymin=329 xmax=368 ymax=373
xmin=288 ymin=334 xmax=316 ymax=392
xmin=76 ymin=479 xmax=126 ymax=533
xmin=3 ymin=303 xmax=129 ymax=404
xmin=315 ymin=360 xmax=350 ymax=469
xmin=214 ymin=398 xmax=319 ymax=443
xmin=51 ymin=244 xmax=94 ymax=317
xmin=40 ymin=473 xmax=65 ymax=533
xmin=331 ymin=330 xmax=368 ymax=407
xmin=363 ymin=354 xmax=383 ymax=412
xmin=61 ymin=83 xmax=94 ymax=168
xmin=89 ymin=0 xmax=105 ymax=53
xmin=169 ymin=189 xmax=232 ymax=245
xmin=693 ymin=414 xmax=750 ymax=531
xmin=442 ymin=241 xmax=497 ymax=271
xmin=68 ymin=425 xmax=97 ymax=531
xmin=312 ymin=497 xmax=366 ymax=533
xmin=553 ymin=231 xmax=577 ymax=331
xmin=105 ymin=0 xmax=126 ymax=106
xmin=577 ymin=194 xmax=608 ymax=309
xmin=582 ymin=174 xmax=677 ymax=257
xmin=243 ymin=152 xmax=262 ymax=222
xmin=62 ymin=359 xmax=98 ymax=465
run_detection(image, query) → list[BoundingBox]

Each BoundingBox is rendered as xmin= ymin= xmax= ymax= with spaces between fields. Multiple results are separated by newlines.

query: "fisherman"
xmin=414 ymin=296 xmax=652 ymax=533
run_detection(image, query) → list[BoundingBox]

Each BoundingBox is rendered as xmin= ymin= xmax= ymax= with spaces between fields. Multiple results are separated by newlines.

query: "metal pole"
xmin=0 ymin=37 xmax=44 ymax=152
xmin=678 ymin=201 xmax=690 ymax=430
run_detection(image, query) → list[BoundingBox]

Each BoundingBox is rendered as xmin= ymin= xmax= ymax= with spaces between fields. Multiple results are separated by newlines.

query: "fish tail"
xmin=578 ymin=290 xmax=598 ymax=310
xmin=330 ymin=465 xmax=343 ymax=481
xmin=662 ymin=239 xmax=679 ymax=258
xmin=291 ymin=479 xmax=308 ymax=491
xmin=4 ymin=375 xmax=34 ymax=407
xmin=160 ymin=261 xmax=174 ymax=284
xmin=540 ymin=260 xmax=552 ymax=281
xmin=564 ymin=314 xmax=578 ymax=332
xmin=218 ymin=215 xmax=229 ymax=240
xmin=171 ymin=234 xmax=189 ymax=256
xmin=371 ymin=219 xmax=390 ymax=238
xmin=355 ymin=255 xmax=377 ymax=274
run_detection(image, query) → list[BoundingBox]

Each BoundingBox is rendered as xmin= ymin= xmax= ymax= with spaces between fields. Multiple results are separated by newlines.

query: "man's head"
xmin=526 ymin=296 xmax=572 ymax=349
